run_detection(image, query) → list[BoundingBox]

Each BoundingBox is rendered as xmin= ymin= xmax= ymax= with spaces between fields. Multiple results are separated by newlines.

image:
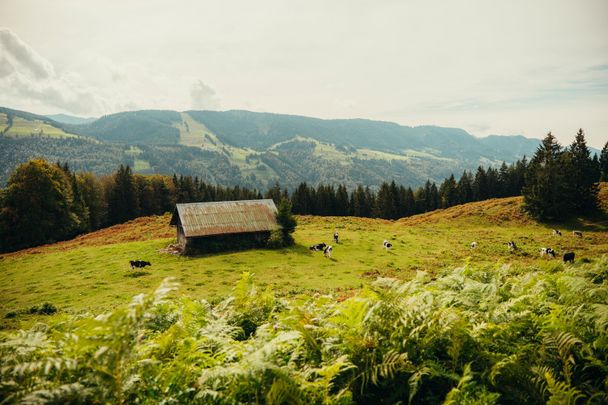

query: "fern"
xmin=358 ymin=350 xmax=411 ymax=391
xmin=2 ymin=260 xmax=607 ymax=403
xmin=442 ymin=363 xmax=474 ymax=405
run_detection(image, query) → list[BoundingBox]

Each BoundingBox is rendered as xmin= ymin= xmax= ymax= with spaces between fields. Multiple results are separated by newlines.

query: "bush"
xmin=38 ymin=303 xmax=58 ymax=315
xmin=24 ymin=302 xmax=57 ymax=316
xmin=266 ymin=229 xmax=285 ymax=248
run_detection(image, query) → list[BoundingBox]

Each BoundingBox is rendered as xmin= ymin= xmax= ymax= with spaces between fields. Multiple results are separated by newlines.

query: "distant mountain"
xmin=46 ymin=113 xmax=97 ymax=125
xmin=1 ymin=106 xmax=545 ymax=189
xmin=479 ymin=135 xmax=542 ymax=158
xmin=65 ymin=110 xmax=181 ymax=144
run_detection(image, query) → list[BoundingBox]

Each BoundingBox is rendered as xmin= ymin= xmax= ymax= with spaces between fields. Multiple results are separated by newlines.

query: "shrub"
xmin=38 ymin=303 xmax=58 ymax=315
xmin=266 ymin=229 xmax=285 ymax=248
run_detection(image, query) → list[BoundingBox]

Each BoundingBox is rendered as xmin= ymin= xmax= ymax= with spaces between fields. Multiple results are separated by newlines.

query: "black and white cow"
xmin=130 ymin=260 xmax=151 ymax=270
xmin=323 ymin=245 xmax=333 ymax=258
xmin=507 ymin=241 xmax=517 ymax=251
xmin=333 ymin=231 xmax=339 ymax=244
xmin=552 ymin=229 xmax=562 ymax=236
xmin=309 ymin=243 xmax=327 ymax=251
xmin=383 ymin=240 xmax=393 ymax=250
xmin=563 ymin=252 xmax=575 ymax=263
xmin=470 ymin=241 xmax=478 ymax=249
xmin=540 ymin=247 xmax=556 ymax=258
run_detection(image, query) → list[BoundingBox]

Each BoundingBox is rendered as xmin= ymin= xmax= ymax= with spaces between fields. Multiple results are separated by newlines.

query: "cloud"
xmin=0 ymin=27 xmax=54 ymax=79
xmin=0 ymin=29 xmax=223 ymax=116
xmin=0 ymin=27 xmax=107 ymax=115
xmin=190 ymin=80 xmax=220 ymax=110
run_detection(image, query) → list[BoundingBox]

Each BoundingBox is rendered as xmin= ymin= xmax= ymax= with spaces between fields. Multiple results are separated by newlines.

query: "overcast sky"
xmin=1 ymin=0 xmax=607 ymax=147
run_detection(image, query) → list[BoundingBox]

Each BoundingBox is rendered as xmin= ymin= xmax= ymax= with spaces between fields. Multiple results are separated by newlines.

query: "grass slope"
xmin=2 ymin=116 xmax=77 ymax=138
xmin=1 ymin=196 xmax=607 ymax=329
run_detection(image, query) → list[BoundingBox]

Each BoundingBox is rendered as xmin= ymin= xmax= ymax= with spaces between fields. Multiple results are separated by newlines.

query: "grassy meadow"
xmin=1 ymin=196 xmax=607 ymax=329
xmin=1 ymin=116 xmax=78 ymax=138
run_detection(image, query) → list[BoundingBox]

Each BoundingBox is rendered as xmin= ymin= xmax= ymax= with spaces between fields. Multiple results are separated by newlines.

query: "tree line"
xmin=0 ymin=161 xmax=263 ymax=253
xmin=282 ymin=158 xmax=528 ymax=219
xmin=1 ymin=131 xmax=606 ymax=252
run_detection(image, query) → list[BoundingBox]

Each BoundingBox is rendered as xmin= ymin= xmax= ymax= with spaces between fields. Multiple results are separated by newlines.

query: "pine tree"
xmin=350 ymin=185 xmax=372 ymax=217
xmin=498 ymin=163 xmax=510 ymax=197
xmin=600 ymin=141 xmax=608 ymax=181
xmin=335 ymin=185 xmax=349 ymax=216
xmin=291 ymin=183 xmax=314 ymax=214
xmin=375 ymin=182 xmax=397 ymax=219
xmin=108 ymin=165 xmax=139 ymax=224
xmin=485 ymin=167 xmax=499 ymax=198
xmin=429 ymin=183 xmax=440 ymax=211
xmin=457 ymin=171 xmax=474 ymax=204
xmin=439 ymin=175 xmax=458 ymax=208
xmin=403 ymin=187 xmax=416 ymax=216
xmin=473 ymin=167 xmax=488 ymax=201
xmin=70 ymin=173 xmax=90 ymax=234
xmin=591 ymin=154 xmax=601 ymax=183
xmin=567 ymin=129 xmax=598 ymax=213
xmin=150 ymin=175 xmax=173 ymax=214
xmin=135 ymin=175 xmax=155 ymax=216
xmin=422 ymin=180 xmax=433 ymax=212
xmin=513 ymin=157 xmax=528 ymax=195
xmin=275 ymin=197 xmax=297 ymax=246
xmin=265 ymin=182 xmax=282 ymax=204
xmin=522 ymin=133 xmax=569 ymax=219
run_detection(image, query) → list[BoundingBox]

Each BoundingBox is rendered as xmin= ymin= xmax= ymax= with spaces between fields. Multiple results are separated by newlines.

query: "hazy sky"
xmin=1 ymin=0 xmax=607 ymax=147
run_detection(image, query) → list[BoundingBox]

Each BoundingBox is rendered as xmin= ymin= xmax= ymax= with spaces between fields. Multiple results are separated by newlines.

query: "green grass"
xmin=1 ymin=197 xmax=607 ymax=329
xmin=3 ymin=117 xmax=78 ymax=138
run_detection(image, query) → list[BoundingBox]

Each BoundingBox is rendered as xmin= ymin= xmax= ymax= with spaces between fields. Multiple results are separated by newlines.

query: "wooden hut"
xmin=169 ymin=199 xmax=279 ymax=253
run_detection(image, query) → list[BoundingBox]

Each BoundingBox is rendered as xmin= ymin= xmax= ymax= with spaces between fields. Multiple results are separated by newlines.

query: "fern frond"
xmin=359 ymin=350 xmax=410 ymax=391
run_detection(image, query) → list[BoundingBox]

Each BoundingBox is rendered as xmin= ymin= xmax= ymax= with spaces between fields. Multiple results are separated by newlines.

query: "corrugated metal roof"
xmin=170 ymin=199 xmax=279 ymax=238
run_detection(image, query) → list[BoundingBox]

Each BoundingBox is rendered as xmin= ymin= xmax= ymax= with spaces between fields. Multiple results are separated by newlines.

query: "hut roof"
xmin=170 ymin=199 xmax=279 ymax=238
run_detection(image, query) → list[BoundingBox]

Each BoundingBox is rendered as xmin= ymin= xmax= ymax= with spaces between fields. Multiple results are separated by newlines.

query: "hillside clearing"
xmin=2 ymin=116 xmax=78 ymax=138
xmin=1 ymin=196 xmax=607 ymax=329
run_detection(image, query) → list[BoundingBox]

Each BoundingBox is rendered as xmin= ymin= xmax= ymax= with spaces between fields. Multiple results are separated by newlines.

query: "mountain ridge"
xmin=0 ymin=105 xmax=566 ymax=190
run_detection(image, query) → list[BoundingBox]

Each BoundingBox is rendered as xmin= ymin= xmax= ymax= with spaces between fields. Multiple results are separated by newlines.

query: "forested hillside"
xmin=0 ymin=106 xmax=550 ymax=189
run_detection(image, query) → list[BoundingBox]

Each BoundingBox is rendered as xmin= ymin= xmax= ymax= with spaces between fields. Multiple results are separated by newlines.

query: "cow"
xmin=333 ymin=231 xmax=339 ymax=244
xmin=552 ymin=229 xmax=562 ymax=236
xmin=130 ymin=260 xmax=151 ymax=270
xmin=572 ymin=231 xmax=583 ymax=238
xmin=470 ymin=241 xmax=478 ymax=249
xmin=383 ymin=240 xmax=393 ymax=250
xmin=563 ymin=252 xmax=575 ymax=263
xmin=309 ymin=243 xmax=327 ymax=251
xmin=540 ymin=247 xmax=556 ymax=258
xmin=323 ymin=245 xmax=333 ymax=258
xmin=507 ymin=241 xmax=517 ymax=251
